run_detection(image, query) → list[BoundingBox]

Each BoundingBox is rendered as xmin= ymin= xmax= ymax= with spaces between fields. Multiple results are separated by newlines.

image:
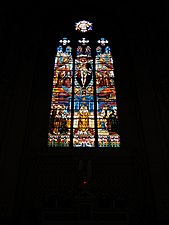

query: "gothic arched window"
xmin=48 ymin=20 xmax=120 ymax=148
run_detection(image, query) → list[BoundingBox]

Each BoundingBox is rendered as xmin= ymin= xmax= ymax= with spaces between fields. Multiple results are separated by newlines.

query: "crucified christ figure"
xmin=79 ymin=61 xmax=92 ymax=87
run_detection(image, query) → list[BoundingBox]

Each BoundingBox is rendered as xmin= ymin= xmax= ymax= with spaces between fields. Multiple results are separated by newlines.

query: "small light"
xmin=83 ymin=181 xmax=87 ymax=185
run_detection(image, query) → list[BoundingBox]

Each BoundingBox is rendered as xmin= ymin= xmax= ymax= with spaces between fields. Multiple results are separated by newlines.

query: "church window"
xmin=48 ymin=21 xmax=120 ymax=148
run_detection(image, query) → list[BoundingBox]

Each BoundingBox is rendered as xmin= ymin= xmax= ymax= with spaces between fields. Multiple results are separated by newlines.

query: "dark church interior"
xmin=0 ymin=2 xmax=169 ymax=224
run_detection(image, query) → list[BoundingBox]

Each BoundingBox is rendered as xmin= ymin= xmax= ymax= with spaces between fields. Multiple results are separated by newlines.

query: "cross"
xmin=59 ymin=37 xmax=70 ymax=45
xmin=97 ymin=38 xmax=108 ymax=46
xmin=78 ymin=38 xmax=89 ymax=45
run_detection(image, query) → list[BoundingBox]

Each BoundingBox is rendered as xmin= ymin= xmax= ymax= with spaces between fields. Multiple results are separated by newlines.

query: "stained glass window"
xmin=48 ymin=21 xmax=120 ymax=148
